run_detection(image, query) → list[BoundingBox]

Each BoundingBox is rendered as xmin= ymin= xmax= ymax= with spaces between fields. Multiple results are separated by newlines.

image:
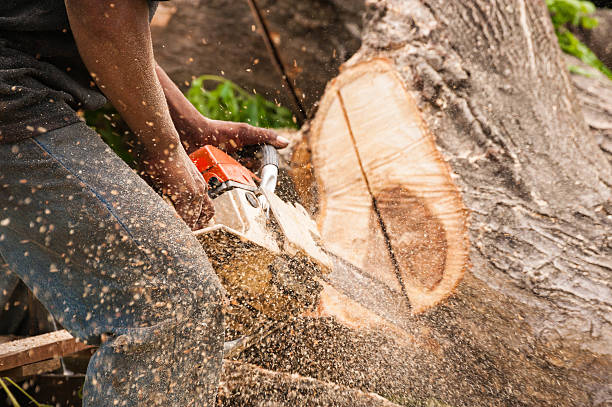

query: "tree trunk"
xmin=234 ymin=1 xmax=612 ymax=406
xmin=344 ymin=0 xmax=612 ymax=355
xmin=564 ymin=54 xmax=612 ymax=164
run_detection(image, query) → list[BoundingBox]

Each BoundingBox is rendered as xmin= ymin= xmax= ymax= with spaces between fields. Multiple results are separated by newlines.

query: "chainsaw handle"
xmin=260 ymin=144 xmax=279 ymax=169
xmin=259 ymin=144 xmax=279 ymax=195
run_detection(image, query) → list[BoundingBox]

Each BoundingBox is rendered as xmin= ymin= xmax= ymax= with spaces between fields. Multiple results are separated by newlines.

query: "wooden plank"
xmin=2 ymin=358 xmax=62 ymax=381
xmin=0 ymin=336 xmax=19 ymax=345
xmin=0 ymin=330 xmax=93 ymax=372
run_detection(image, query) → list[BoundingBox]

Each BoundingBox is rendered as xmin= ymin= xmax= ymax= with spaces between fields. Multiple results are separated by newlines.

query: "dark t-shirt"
xmin=0 ymin=0 xmax=162 ymax=143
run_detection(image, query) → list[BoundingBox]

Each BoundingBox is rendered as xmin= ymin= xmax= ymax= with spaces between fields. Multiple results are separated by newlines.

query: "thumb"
xmin=249 ymin=126 xmax=289 ymax=149
xmin=173 ymin=197 xmax=203 ymax=229
xmin=270 ymin=133 xmax=289 ymax=149
xmin=193 ymin=195 xmax=215 ymax=230
xmin=267 ymin=131 xmax=289 ymax=149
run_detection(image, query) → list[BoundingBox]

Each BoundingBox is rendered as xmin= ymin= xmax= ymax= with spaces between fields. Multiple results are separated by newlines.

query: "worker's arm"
xmin=155 ymin=65 xmax=288 ymax=155
xmin=64 ymin=0 xmax=212 ymax=228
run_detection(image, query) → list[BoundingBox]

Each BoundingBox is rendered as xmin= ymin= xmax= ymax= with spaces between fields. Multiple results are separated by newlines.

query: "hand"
xmin=155 ymin=64 xmax=289 ymax=154
xmin=182 ymin=117 xmax=289 ymax=155
xmin=142 ymin=146 xmax=214 ymax=230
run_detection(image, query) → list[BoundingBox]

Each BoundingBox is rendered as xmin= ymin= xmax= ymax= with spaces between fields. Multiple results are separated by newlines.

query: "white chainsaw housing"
xmin=193 ymin=187 xmax=330 ymax=327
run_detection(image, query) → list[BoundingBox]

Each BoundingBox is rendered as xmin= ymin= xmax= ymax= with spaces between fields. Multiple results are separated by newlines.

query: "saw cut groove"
xmin=336 ymin=90 xmax=410 ymax=299
xmin=309 ymin=59 xmax=469 ymax=313
xmin=307 ymin=87 xmax=401 ymax=294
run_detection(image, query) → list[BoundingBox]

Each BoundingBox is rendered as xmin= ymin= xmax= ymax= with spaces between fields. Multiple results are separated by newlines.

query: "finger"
xmin=193 ymin=195 xmax=215 ymax=230
xmin=228 ymin=124 xmax=288 ymax=151
xmin=269 ymin=132 xmax=289 ymax=148
xmin=174 ymin=196 xmax=203 ymax=229
xmin=212 ymin=121 xmax=289 ymax=153
xmin=243 ymin=125 xmax=289 ymax=149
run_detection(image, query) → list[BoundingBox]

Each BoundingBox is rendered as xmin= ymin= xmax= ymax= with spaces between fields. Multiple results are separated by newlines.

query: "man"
xmin=0 ymin=0 xmax=287 ymax=405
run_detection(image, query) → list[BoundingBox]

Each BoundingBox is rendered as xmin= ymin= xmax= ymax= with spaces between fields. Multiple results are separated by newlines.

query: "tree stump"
xmin=237 ymin=1 xmax=612 ymax=406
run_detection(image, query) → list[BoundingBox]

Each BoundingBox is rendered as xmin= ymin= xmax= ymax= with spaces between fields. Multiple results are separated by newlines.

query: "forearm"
xmin=156 ymin=64 xmax=287 ymax=155
xmin=65 ymin=0 xmax=180 ymax=160
xmin=155 ymin=64 xmax=213 ymax=153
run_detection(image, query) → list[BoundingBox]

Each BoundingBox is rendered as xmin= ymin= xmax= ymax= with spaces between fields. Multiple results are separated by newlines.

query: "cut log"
xmin=308 ymin=58 xmax=469 ymax=312
xmin=310 ymin=0 xmax=612 ymax=353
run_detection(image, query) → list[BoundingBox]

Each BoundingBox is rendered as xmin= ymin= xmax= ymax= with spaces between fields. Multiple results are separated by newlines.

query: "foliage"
xmin=547 ymin=0 xmax=612 ymax=79
xmin=186 ymin=75 xmax=298 ymax=129
xmin=0 ymin=377 xmax=53 ymax=407
xmin=547 ymin=0 xmax=598 ymax=27
xmin=568 ymin=64 xmax=594 ymax=77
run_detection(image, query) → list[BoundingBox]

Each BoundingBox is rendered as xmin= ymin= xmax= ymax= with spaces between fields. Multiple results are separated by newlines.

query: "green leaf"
xmin=185 ymin=75 xmax=298 ymax=129
xmin=581 ymin=16 xmax=598 ymax=28
xmin=568 ymin=64 xmax=594 ymax=77
xmin=0 ymin=378 xmax=20 ymax=407
xmin=547 ymin=0 xmax=598 ymax=27
xmin=548 ymin=0 xmax=611 ymax=81
xmin=1 ymin=377 xmax=54 ymax=407
xmin=245 ymin=98 xmax=261 ymax=127
xmin=581 ymin=0 xmax=595 ymax=13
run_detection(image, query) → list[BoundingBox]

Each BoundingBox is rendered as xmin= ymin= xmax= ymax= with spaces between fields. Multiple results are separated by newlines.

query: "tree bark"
xmin=564 ymin=54 xmax=612 ymax=164
xmin=235 ymin=1 xmax=612 ymax=406
xmin=570 ymin=8 xmax=612 ymax=70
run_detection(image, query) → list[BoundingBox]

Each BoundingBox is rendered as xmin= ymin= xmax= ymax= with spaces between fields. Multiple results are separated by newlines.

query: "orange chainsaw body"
xmin=189 ymin=145 xmax=257 ymax=197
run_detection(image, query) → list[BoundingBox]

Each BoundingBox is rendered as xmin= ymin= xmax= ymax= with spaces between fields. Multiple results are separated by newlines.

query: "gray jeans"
xmin=0 ymin=122 xmax=225 ymax=406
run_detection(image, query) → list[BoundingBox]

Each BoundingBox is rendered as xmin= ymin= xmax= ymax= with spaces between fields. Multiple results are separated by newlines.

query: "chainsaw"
xmin=189 ymin=144 xmax=331 ymax=338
